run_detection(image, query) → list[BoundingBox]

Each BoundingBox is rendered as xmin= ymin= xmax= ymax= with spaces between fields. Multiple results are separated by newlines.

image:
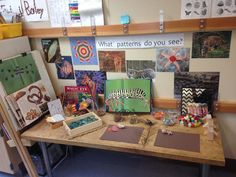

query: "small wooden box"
xmin=63 ymin=112 xmax=102 ymax=138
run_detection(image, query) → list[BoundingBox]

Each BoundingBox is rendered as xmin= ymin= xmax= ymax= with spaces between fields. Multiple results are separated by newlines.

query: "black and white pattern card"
xmin=181 ymin=0 xmax=212 ymax=19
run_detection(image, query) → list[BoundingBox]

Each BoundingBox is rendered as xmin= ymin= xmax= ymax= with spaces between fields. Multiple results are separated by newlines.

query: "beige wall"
xmin=29 ymin=0 xmax=236 ymax=159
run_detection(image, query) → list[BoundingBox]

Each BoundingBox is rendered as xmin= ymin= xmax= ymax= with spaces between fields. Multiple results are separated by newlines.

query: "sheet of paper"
xmin=96 ymin=33 xmax=184 ymax=49
xmin=79 ymin=0 xmax=104 ymax=26
xmin=181 ymin=0 xmax=212 ymax=19
xmin=0 ymin=0 xmax=22 ymax=22
xmin=21 ymin=0 xmax=49 ymax=21
xmin=211 ymin=0 xmax=236 ymax=17
xmin=47 ymin=0 xmax=81 ymax=27
xmin=47 ymin=99 xmax=65 ymax=116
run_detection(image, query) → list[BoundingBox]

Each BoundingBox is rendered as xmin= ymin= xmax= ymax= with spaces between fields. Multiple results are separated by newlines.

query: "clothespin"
xmin=90 ymin=16 xmax=96 ymax=35
xmin=159 ymin=10 xmax=164 ymax=33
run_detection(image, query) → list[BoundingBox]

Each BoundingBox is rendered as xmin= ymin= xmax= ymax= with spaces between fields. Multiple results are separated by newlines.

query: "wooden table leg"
xmin=200 ymin=164 xmax=210 ymax=177
xmin=39 ymin=142 xmax=53 ymax=177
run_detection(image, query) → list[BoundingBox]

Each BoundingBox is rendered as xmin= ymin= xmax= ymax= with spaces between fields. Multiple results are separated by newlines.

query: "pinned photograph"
xmin=126 ymin=60 xmax=156 ymax=79
xmin=70 ymin=37 xmax=98 ymax=65
xmin=192 ymin=31 xmax=232 ymax=58
xmin=75 ymin=71 xmax=106 ymax=94
xmin=156 ymin=48 xmax=190 ymax=72
xmin=56 ymin=56 xmax=74 ymax=80
xmin=174 ymin=72 xmax=220 ymax=100
xmin=41 ymin=38 xmax=61 ymax=63
xmin=98 ymin=51 xmax=126 ymax=72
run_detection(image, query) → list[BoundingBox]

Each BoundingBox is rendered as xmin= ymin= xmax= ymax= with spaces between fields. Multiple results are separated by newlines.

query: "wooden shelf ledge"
xmin=98 ymin=95 xmax=236 ymax=113
xmin=23 ymin=17 xmax=236 ymax=38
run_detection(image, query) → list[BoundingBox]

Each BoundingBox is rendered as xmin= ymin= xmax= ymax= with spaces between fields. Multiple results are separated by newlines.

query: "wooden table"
xmin=21 ymin=113 xmax=225 ymax=177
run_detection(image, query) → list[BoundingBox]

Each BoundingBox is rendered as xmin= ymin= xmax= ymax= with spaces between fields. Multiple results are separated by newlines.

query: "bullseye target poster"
xmin=70 ymin=37 xmax=98 ymax=65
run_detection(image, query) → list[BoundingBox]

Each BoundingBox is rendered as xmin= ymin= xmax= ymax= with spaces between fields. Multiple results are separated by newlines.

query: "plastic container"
xmin=0 ymin=22 xmax=22 ymax=39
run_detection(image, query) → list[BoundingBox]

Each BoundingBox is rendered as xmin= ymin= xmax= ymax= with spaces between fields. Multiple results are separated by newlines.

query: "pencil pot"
xmin=0 ymin=22 xmax=22 ymax=39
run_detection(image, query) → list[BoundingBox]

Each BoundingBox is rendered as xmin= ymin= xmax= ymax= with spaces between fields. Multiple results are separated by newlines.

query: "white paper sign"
xmin=47 ymin=99 xmax=64 ymax=116
xmin=96 ymin=33 xmax=184 ymax=49
xmin=181 ymin=0 xmax=212 ymax=19
xmin=0 ymin=0 xmax=22 ymax=14
xmin=80 ymin=0 xmax=104 ymax=26
xmin=47 ymin=0 xmax=81 ymax=27
xmin=0 ymin=0 xmax=22 ymax=22
xmin=211 ymin=0 xmax=236 ymax=18
xmin=21 ymin=0 xmax=49 ymax=21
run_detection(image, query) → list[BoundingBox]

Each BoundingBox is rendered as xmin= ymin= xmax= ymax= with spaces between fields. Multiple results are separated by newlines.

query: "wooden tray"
xmin=63 ymin=112 xmax=102 ymax=138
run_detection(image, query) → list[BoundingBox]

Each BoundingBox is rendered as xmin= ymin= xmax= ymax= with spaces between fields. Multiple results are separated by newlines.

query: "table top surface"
xmin=21 ymin=113 xmax=225 ymax=166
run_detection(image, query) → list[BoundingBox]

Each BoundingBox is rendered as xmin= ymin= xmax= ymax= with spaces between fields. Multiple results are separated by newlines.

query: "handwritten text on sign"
xmin=21 ymin=0 xmax=49 ymax=22
xmin=96 ymin=33 xmax=184 ymax=49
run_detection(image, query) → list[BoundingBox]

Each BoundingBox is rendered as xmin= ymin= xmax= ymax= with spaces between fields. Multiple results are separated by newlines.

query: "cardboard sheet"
xmin=100 ymin=125 xmax=144 ymax=144
xmin=154 ymin=129 xmax=200 ymax=152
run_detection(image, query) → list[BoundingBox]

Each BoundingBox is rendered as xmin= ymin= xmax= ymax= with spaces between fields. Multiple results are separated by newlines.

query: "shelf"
xmin=23 ymin=17 xmax=236 ymax=38
xmin=153 ymin=98 xmax=236 ymax=113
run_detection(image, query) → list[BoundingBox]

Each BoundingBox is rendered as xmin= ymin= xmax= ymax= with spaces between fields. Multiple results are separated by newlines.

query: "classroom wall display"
xmin=211 ymin=0 xmax=236 ymax=17
xmin=126 ymin=60 xmax=156 ymax=79
xmin=75 ymin=70 xmax=106 ymax=94
xmin=174 ymin=72 xmax=220 ymax=100
xmin=0 ymin=53 xmax=41 ymax=95
xmin=41 ymin=38 xmax=62 ymax=63
xmin=20 ymin=0 xmax=49 ymax=22
xmin=55 ymin=56 xmax=74 ymax=80
xmin=156 ymin=48 xmax=190 ymax=72
xmin=181 ymin=0 xmax=212 ymax=19
xmin=98 ymin=51 xmax=125 ymax=72
xmin=192 ymin=31 xmax=232 ymax=58
xmin=105 ymin=79 xmax=152 ymax=113
xmin=6 ymin=80 xmax=51 ymax=128
xmin=70 ymin=37 xmax=98 ymax=65
xmin=96 ymin=33 xmax=184 ymax=49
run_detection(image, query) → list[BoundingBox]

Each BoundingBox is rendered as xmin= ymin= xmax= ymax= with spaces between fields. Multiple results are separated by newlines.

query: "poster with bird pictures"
xmin=181 ymin=0 xmax=212 ymax=19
